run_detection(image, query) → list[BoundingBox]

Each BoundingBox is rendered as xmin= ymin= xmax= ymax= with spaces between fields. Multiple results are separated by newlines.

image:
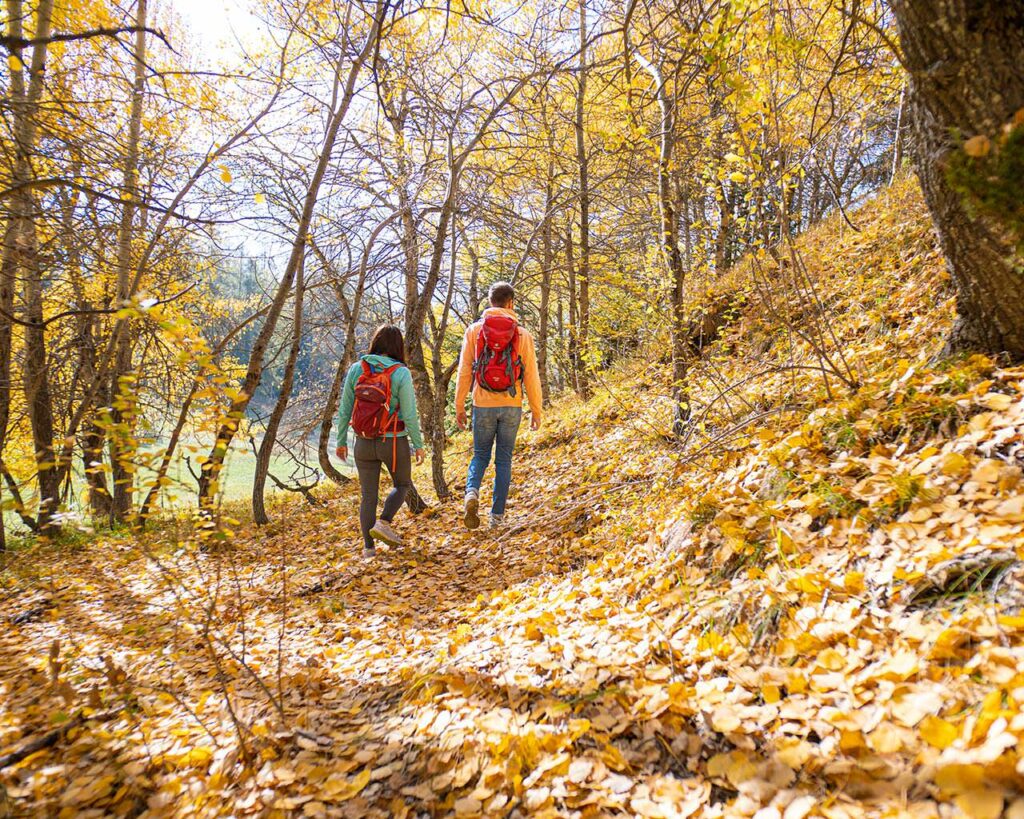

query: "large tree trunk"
xmin=538 ymin=101 xmax=556 ymax=406
xmin=428 ymin=219 xmax=461 ymax=500
xmin=565 ymin=221 xmax=580 ymax=394
xmin=109 ymin=0 xmax=148 ymax=524
xmin=7 ymin=0 xmax=59 ymax=533
xmin=0 ymin=220 xmax=15 ymax=551
xmin=573 ymin=0 xmax=592 ymax=399
xmin=633 ymin=50 xmax=689 ymax=431
xmin=198 ymin=9 xmax=381 ymax=509
xmin=892 ymin=0 xmax=1024 ymax=358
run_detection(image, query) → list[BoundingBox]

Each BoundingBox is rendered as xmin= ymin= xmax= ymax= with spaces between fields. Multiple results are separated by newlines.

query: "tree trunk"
xmin=252 ymin=257 xmax=306 ymax=525
xmin=633 ymin=50 xmax=689 ymax=431
xmin=0 ymin=220 xmax=14 ymax=551
xmin=108 ymin=0 xmax=147 ymax=524
xmin=892 ymin=0 xmax=1024 ymax=358
xmin=7 ymin=0 xmax=59 ymax=533
xmin=539 ymin=103 xmax=556 ymax=405
xmin=318 ymin=356 xmax=352 ymax=486
xmin=198 ymin=8 xmax=381 ymax=509
xmin=428 ymin=218 xmax=461 ymax=500
xmin=565 ymin=220 xmax=580 ymax=394
xmin=573 ymin=0 xmax=592 ymax=399
xmin=465 ymin=238 xmax=481 ymax=319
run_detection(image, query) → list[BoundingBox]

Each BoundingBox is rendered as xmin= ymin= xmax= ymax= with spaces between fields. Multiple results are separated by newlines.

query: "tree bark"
xmin=573 ymin=0 xmax=592 ymax=399
xmin=892 ymin=0 xmax=1024 ymax=358
xmin=0 ymin=220 xmax=15 ymax=550
xmin=632 ymin=49 xmax=689 ymax=431
xmin=108 ymin=0 xmax=147 ymax=524
xmin=428 ymin=217 xmax=461 ymax=500
xmin=565 ymin=220 xmax=580 ymax=394
xmin=539 ymin=98 xmax=556 ymax=406
xmin=252 ymin=257 xmax=306 ymax=525
xmin=7 ymin=0 xmax=59 ymax=533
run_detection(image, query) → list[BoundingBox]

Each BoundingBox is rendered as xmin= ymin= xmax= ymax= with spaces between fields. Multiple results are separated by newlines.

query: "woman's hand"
xmin=414 ymin=448 xmax=426 ymax=465
xmin=335 ymin=445 xmax=348 ymax=461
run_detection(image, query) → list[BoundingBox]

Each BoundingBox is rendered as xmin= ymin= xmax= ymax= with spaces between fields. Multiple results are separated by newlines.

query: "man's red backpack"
xmin=473 ymin=313 xmax=522 ymax=396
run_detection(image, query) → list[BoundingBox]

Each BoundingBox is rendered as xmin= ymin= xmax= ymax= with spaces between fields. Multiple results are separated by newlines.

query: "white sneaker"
xmin=369 ymin=520 xmax=402 ymax=547
xmin=489 ymin=514 xmax=505 ymax=530
xmin=464 ymin=491 xmax=480 ymax=530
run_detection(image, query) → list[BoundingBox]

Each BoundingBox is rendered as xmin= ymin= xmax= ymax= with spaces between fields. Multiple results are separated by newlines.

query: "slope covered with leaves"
xmin=2 ymin=178 xmax=1024 ymax=817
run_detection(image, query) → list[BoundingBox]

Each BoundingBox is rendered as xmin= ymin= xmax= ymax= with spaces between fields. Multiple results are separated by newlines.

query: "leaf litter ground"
xmin=2 ymin=178 xmax=1024 ymax=817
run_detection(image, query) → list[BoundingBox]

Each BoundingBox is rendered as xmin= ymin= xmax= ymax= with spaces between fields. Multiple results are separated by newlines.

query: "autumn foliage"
xmin=3 ymin=178 xmax=1024 ymax=816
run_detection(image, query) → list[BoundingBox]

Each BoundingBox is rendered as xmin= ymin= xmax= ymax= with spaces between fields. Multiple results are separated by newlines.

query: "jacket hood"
xmin=482 ymin=306 xmax=517 ymax=321
xmin=360 ymin=353 xmax=403 ymax=371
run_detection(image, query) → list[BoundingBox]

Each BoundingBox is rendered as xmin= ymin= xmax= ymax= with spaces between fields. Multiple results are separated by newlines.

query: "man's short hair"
xmin=489 ymin=281 xmax=515 ymax=307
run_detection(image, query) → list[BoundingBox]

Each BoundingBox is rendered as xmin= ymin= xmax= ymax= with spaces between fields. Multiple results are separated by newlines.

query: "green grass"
xmin=2 ymin=439 xmax=339 ymax=539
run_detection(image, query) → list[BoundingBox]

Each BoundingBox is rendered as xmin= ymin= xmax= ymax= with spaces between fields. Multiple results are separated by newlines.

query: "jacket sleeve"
xmin=396 ymin=368 xmax=425 ymax=451
xmin=336 ymin=363 xmax=359 ymax=446
xmin=519 ymin=331 xmax=544 ymax=419
xmin=454 ymin=323 xmax=476 ymax=412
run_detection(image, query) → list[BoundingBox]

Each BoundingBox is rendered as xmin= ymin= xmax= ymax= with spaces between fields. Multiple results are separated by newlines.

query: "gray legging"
xmin=353 ymin=435 xmax=412 ymax=549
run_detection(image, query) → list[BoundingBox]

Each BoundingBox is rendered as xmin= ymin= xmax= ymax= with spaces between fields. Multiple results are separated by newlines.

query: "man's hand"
xmin=456 ymin=409 xmax=468 ymax=430
xmin=531 ymin=414 xmax=542 ymax=431
xmin=414 ymin=448 xmax=426 ymax=465
xmin=335 ymin=445 xmax=348 ymax=462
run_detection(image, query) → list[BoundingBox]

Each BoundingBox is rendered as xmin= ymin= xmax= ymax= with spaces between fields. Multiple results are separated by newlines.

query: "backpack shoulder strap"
xmin=360 ymin=359 xmax=373 ymax=378
xmin=473 ymin=321 xmax=485 ymax=358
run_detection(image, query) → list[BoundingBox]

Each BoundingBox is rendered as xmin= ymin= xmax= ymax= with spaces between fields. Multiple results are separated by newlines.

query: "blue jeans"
xmin=466 ymin=406 xmax=522 ymax=515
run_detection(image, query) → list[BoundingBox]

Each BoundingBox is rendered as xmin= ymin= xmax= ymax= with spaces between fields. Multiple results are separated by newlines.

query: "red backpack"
xmin=473 ymin=313 xmax=522 ymax=396
xmin=352 ymin=360 xmax=405 ymax=439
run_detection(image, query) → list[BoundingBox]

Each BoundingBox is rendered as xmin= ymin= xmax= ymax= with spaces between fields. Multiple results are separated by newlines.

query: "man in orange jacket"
xmin=454 ymin=281 xmax=543 ymax=530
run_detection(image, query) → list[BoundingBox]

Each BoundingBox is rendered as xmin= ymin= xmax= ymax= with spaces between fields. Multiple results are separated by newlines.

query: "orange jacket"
xmin=454 ymin=307 xmax=543 ymax=419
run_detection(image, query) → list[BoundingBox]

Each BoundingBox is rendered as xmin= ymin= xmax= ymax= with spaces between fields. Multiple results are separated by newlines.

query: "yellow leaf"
xmin=725 ymin=753 xmax=757 ymax=787
xmin=184 ymin=746 xmax=213 ymax=767
xmin=955 ymin=790 xmax=1003 ymax=819
xmin=868 ymin=722 xmax=904 ymax=753
xmin=979 ymin=392 xmax=1012 ymax=411
xmin=219 ymin=165 xmax=232 ymax=183
xmin=816 ymin=647 xmax=845 ymax=671
xmin=786 ymin=674 xmax=807 ymax=695
xmin=935 ymin=763 xmax=984 ymax=794
xmin=940 ymin=452 xmax=970 ymax=476
xmin=963 ymin=135 xmax=991 ymax=158
xmin=728 ymin=171 xmax=746 ymax=183
xmin=843 ymin=571 xmax=865 ymax=593
xmin=775 ymin=738 xmax=813 ymax=769
xmin=334 ymin=767 xmax=371 ymax=801
xmin=761 ymin=684 xmax=781 ymax=704
xmin=996 ymin=614 xmax=1024 ymax=630
xmin=8 ymin=54 xmax=23 ymax=73
xmin=710 ymin=706 xmax=741 ymax=733
xmin=254 ymin=192 xmax=266 ymax=204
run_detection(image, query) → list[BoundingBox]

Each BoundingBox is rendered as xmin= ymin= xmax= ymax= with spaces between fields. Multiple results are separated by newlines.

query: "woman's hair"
xmin=368 ymin=324 xmax=406 ymax=363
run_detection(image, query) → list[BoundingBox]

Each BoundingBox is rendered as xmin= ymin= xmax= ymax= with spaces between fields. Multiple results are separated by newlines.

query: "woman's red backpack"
xmin=351 ymin=361 xmax=405 ymax=439
xmin=473 ymin=313 xmax=522 ymax=396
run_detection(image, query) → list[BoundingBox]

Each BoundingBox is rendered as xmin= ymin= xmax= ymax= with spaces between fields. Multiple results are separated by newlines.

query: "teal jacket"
xmin=336 ymin=354 xmax=425 ymax=451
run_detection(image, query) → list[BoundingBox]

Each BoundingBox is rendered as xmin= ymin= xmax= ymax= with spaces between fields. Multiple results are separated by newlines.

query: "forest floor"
xmin=2 ymin=178 xmax=1024 ymax=818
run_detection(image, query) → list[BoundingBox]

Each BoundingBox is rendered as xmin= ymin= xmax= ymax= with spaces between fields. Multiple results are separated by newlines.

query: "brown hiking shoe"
xmin=464 ymin=492 xmax=480 ymax=530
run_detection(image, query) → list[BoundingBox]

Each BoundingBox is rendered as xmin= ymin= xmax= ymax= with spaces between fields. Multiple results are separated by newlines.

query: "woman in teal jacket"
xmin=336 ymin=325 xmax=425 ymax=556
